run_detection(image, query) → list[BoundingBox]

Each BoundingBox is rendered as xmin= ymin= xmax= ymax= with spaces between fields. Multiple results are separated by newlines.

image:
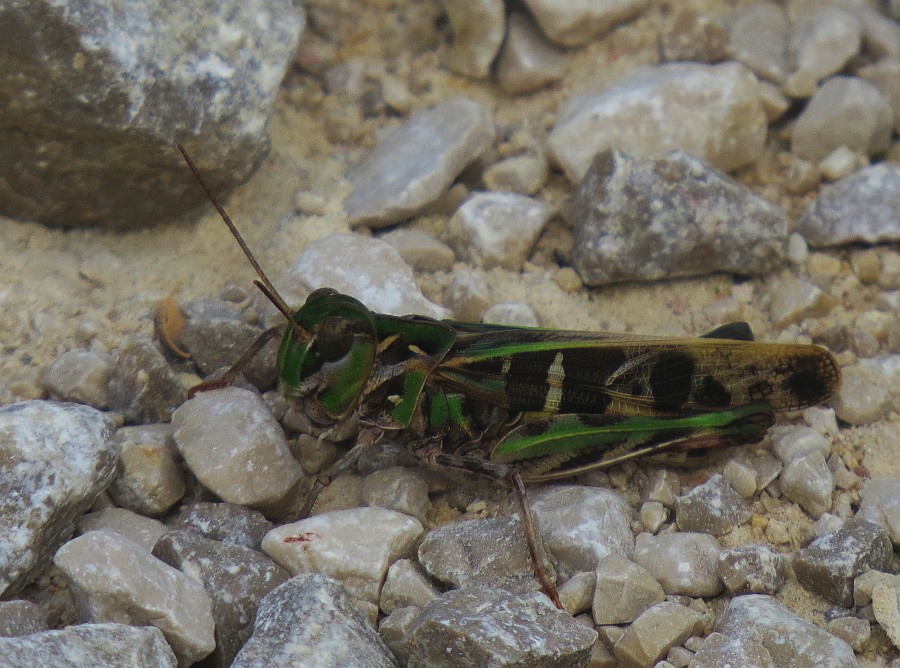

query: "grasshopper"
xmin=176 ymin=145 xmax=840 ymax=608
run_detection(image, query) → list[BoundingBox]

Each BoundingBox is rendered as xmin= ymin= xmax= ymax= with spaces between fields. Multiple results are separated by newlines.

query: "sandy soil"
xmin=1 ymin=0 xmax=897 ymax=662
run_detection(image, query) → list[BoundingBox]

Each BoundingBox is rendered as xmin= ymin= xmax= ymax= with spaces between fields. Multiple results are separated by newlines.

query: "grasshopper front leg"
xmin=187 ymin=326 xmax=282 ymax=398
xmin=298 ymin=427 xmax=384 ymax=517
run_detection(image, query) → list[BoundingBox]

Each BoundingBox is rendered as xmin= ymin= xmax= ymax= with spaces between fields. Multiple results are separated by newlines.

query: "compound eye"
xmin=315 ymin=315 xmax=354 ymax=362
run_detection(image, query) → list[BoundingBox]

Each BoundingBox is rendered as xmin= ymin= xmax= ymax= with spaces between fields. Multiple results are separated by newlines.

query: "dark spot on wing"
xmin=784 ymin=367 xmax=827 ymax=405
xmin=695 ymin=375 xmax=732 ymax=408
xmin=650 ymin=351 xmax=695 ymax=411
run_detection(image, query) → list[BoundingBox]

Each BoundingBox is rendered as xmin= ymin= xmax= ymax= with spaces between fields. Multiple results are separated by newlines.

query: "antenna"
xmin=177 ymin=144 xmax=311 ymax=343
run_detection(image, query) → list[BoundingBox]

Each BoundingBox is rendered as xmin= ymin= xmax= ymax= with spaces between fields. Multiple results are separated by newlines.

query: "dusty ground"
xmin=1 ymin=0 xmax=898 ymax=662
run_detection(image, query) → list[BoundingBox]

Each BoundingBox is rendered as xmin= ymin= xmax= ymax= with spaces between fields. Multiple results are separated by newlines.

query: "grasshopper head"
xmin=175 ymin=146 xmax=377 ymax=424
xmin=276 ymin=288 xmax=377 ymax=422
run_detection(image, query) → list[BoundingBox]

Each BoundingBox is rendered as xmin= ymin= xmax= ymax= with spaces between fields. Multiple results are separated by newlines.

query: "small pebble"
xmin=758 ymin=80 xmax=791 ymax=122
xmin=873 ymin=582 xmax=900 ymax=652
xmin=361 ymin=466 xmax=431 ymax=524
xmin=794 ymin=518 xmax=893 ymax=606
xmin=54 ymin=530 xmax=215 ymax=665
xmin=495 ymin=12 xmax=567 ymax=94
xmin=856 ymin=569 xmax=900 ymax=608
xmin=768 ymin=276 xmax=833 ymax=327
xmin=482 ymin=301 xmax=539 ymax=327
xmin=442 ymin=0 xmax=505 ymax=79
xmin=674 ymin=474 xmax=750 ymax=536
xmin=828 ymin=454 xmax=861 ymax=491
xmin=726 ymin=3 xmax=790 ymax=82
xmin=343 ymin=97 xmax=494 ymax=228
xmin=167 ymin=501 xmax=274 ymax=551
xmin=446 ymin=269 xmax=490 ymax=322
xmin=0 ymin=624 xmax=176 ymax=668
xmin=714 ymin=595 xmax=857 ymax=666
xmin=769 ymin=425 xmax=831 ymax=464
xmin=826 ymin=615 xmax=871 ymax=651
xmin=553 ymin=266 xmax=582 ymax=293
xmin=633 ymin=532 xmax=723 ymax=597
xmin=293 ymin=432 xmax=339 ymax=475
xmin=107 ymin=335 xmax=186 ymax=424
xmin=806 ymin=252 xmax=842 ymax=285
xmin=108 ymin=424 xmax=185 ymax=516
xmin=717 ymin=544 xmax=787 ymax=595
xmin=722 ymin=458 xmax=758 ymax=498
xmin=642 ymin=470 xmax=680 ymax=508
xmin=278 ymin=233 xmax=449 ymax=320
xmin=783 ymin=7 xmax=862 ymax=98
xmin=0 ymin=401 xmax=117 ymax=597
xmin=879 ymin=251 xmax=900 ymax=289
xmin=402 ymin=586 xmax=596 ymax=666
xmin=831 ymin=363 xmax=892 ymax=425
xmin=819 ymin=146 xmax=868 ymax=182
xmin=530 ymin=486 xmax=634 ymax=575
xmin=613 ymin=601 xmax=701 ymax=668
xmin=262 ymin=507 xmax=424 ymax=604
xmin=233 ymin=574 xmax=397 ymax=668
xmin=152 ymin=529 xmax=290 ymax=667
xmin=380 ymin=559 xmax=440 ymax=614
xmin=557 ymin=571 xmax=595 ymax=616
xmin=418 ymin=515 xmax=551 ymax=596
xmin=857 ymin=57 xmax=900 ymax=133
xmin=592 ymin=555 xmax=665 ymax=625
xmin=803 ymin=405 xmax=840 ymax=436
xmin=172 ymin=387 xmax=305 ymax=513
xmin=658 ymin=10 xmax=727 ymax=63
xmin=779 ymin=451 xmax=834 ymax=518
xmin=482 ymin=154 xmax=549 ymax=195
xmin=41 ymin=350 xmax=111 ymax=409
xmin=572 ymin=149 xmax=786 ymax=285
xmin=446 ymin=192 xmax=552 ymax=270
xmin=521 ymin=0 xmax=649 ymax=46
xmin=750 ymin=453 xmax=783 ymax=492
xmin=0 ymin=600 xmax=48 ymax=638
xmin=378 ymin=606 xmax=419 ymax=664
xmin=791 ymin=76 xmax=893 ymax=163
xmin=548 ymin=63 xmax=767 ymax=181
xmin=379 ymin=228 xmax=456 ymax=272
xmin=689 ymin=631 xmax=773 ymax=668
xmin=639 ymin=501 xmax=668 ymax=533
xmin=856 ymin=6 xmax=900 ymax=58
xmin=666 ymin=645 xmax=694 ymax=668
xmin=293 ymin=190 xmax=327 ymax=215
xmin=77 ymin=507 xmax=168 ymax=553
xmin=858 ymin=476 xmax=900 ymax=547
xmin=799 ymin=163 xmax=900 ymax=247
xmin=765 ymin=518 xmax=793 ymax=546
xmin=178 ymin=300 xmax=275 ymax=389
xmin=311 ymin=473 xmax=364 ymax=515
xmin=381 ymin=74 xmax=416 ymax=115
xmin=783 ymin=157 xmax=820 ymax=196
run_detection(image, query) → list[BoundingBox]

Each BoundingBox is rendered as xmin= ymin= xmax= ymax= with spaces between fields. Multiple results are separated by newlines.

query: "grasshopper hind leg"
xmin=510 ymin=471 xmax=563 ymax=610
xmin=425 ymin=450 xmax=563 ymax=610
